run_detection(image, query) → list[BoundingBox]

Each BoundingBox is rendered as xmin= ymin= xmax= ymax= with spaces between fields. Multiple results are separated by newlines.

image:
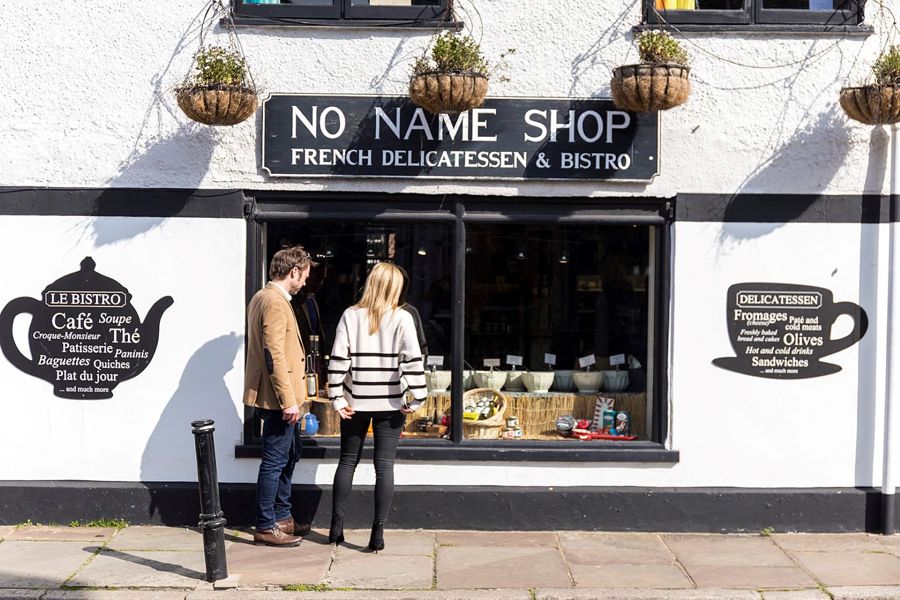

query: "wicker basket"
xmin=839 ymin=85 xmax=900 ymax=126
xmin=462 ymin=388 xmax=508 ymax=439
xmin=409 ymin=71 xmax=488 ymax=114
xmin=611 ymin=63 xmax=691 ymax=113
xmin=176 ymin=85 xmax=258 ymax=126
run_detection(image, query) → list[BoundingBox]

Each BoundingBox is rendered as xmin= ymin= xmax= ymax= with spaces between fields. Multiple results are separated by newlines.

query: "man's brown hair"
xmin=269 ymin=245 xmax=317 ymax=280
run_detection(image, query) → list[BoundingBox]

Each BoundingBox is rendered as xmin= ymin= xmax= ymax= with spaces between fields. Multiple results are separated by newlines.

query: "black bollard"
xmin=191 ymin=419 xmax=228 ymax=582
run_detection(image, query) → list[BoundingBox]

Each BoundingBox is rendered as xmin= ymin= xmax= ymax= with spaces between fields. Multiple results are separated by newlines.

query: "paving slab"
xmin=560 ymin=533 xmax=674 ymax=566
xmin=790 ymin=550 xmax=900 ymax=586
xmin=0 ymin=541 xmax=95 ymax=587
xmin=436 ymin=545 xmax=571 ymax=589
xmin=761 ymin=591 xmax=830 ymax=600
xmin=67 ymin=548 xmax=207 ymax=588
xmin=828 ymin=586 xmax=900 ymax=599
xmin=43 ymin=592 xmax=188 ymax=600
xmin=105 ymin=527 xmax=203 ymax=552
xmin=326 ymin=552 xmax=433 ymax=590
xmin=225 ymin=539 xmax=332 ymax=586
xmin=772 ymin=533 xmax=883 ymax=552
xmin=0 ymin=527 xmax=16 ymax=540
xmin=436 ymin=530 xmax=558 ymax=547
xmin=335 ymin=529 xmax=434 ymax=555
xmin=663 ymin=535 xmax=795 ymax=568
xmin=0 ymin=590 xmax=43 ymax=599
xmin=5 ymin=526 xmax=117 ymax=542
xmin=188 ymin=591 xmax=532 ymax=600
xmin=536 ymin=589 xmax=761 ymax=600
xmin=569 ymin=563 xmax=692 ymax=588
xmin=684 ymin=565 xmax=816 ymax=589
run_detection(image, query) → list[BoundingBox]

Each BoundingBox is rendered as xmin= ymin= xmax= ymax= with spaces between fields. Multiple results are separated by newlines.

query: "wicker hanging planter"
xmin=839 ymin=85 xmax=900 ymax=126
xmin=409 ymin=70 xmax=489 ymax=114
xmin=611 ymin=63 xmax=691 ymax=113
xmin=176 ymin=84 xmax=258 ymax=126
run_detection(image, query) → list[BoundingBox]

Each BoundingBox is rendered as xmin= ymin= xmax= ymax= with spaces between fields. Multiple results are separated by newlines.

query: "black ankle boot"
xmin=368 ymin=521 xmax=385 ymax=552
xmin=328 ymin=514 xmax=344 ymax=545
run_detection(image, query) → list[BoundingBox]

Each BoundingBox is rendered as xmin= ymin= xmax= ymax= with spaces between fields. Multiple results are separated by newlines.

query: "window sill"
xmin=227 ymin=16 xmax=461 ymax=29
xmin=636 ymin=23 xmax=873 ymax=34
xmin=235 ymin=438 xmax=679 ymax=463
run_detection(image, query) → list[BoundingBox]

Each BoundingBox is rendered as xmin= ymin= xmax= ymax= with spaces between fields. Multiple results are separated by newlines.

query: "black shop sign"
xmin=262 ymin=94 xmax=659 ymax=180
xmin=0 ymin=257 xmax=173 ymax=399
xmin=713 ymin=282 xmax=868 ymax=379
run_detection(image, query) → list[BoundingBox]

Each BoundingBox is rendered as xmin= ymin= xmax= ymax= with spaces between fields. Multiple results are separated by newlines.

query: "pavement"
xmin=5 ymin=527 xmax=900 ymax=600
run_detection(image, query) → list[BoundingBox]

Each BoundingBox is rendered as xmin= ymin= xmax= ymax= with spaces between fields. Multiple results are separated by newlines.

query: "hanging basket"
xmin=839 ymin=85 xmax=900 ymax=126
xmin=408 ymin=71 xmax=489 ymax=114
xmin=611 ymin=63 xmax=691 ymax=113
xmin=176 ymin=84 xmax=258 ymax=126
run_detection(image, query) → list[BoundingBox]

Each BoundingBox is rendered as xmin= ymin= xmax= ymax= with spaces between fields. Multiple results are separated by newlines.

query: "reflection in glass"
xmin=762 ymin=0 xmax=847 ymax=8
xmin=351 ymin=0 xmax=440 ymax=4
xmin=654 ymin=0 xmax=741 ymax=8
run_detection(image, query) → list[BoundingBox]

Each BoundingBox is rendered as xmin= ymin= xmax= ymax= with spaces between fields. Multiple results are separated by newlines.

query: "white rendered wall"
xmin=0 ymin=216 xmax=888 ymax=488
xmin=1 ymin=0 xmax=895 ymax=197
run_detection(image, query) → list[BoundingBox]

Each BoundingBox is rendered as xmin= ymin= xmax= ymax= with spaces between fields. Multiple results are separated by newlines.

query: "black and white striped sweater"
xmin=328 ymin=306 xmax=427 ymax=412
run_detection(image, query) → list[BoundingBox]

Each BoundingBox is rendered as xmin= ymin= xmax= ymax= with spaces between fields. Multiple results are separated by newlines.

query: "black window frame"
xmin=645 ymin=0 xmax=863 ymax=26
xmin=236 ymin=192 xmax=678 ymax=464
xmin=232 ymin=0 xmax=452 ymax=26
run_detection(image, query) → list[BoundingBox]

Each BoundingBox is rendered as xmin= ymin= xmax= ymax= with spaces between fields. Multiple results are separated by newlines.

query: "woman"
xmin=327 ymin=262 xmax=427 ymax=551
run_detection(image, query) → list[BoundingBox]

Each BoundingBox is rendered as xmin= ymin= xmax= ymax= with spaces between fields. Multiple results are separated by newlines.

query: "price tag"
xmin=578 ymin=354 xmax=596 ymax=368
xmin=484 ymin=358 xmax=501 ymax=368
xmin=544 ymin=353 xmax=557 ymax=366
xmin=426 ymin=355 xmax=444 ymax=367
xmin=610 ymin=354 xmax=626 ymax=366
xmin=506 ymin=354 xmax=523 ymax=367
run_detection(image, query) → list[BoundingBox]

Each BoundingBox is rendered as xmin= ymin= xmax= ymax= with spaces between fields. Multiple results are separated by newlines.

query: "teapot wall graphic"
xmin=0 ymin=257 xmax=173 ymax=399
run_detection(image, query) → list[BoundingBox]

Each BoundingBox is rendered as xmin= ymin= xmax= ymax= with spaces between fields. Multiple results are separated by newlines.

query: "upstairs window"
xmin=645 ymin=0 xmax=863 ymax=26
xmin=234 ymin=0 xmax=452 ymax=25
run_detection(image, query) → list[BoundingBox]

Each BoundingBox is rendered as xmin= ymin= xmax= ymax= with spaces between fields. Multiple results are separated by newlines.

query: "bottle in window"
xmin=307 ymin=334 xmax=320 ymax=397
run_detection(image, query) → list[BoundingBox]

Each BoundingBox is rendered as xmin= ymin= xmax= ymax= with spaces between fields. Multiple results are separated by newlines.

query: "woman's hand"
xmin=337 ymin=406 xmax=356 ymax=420
xmin=399 ymin=403 xmax=417 ymax=415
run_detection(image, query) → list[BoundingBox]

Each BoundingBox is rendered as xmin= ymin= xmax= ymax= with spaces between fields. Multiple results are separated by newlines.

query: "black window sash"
xmin=233 ymin=0 xmax=341 ymax=19
xmin=755 ymin=0 xmax=860 ymax=24
xmin=343 ymin=0 xmax=448 ymax=20
xmin=646 ymin=0 xmax=751 ymax=24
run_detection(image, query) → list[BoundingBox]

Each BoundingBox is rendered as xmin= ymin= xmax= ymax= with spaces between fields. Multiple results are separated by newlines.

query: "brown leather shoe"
xmin=276 ymin=516 xmax=311 ymax=537
xmin=253 ymin=527 xmax=302 ymax=547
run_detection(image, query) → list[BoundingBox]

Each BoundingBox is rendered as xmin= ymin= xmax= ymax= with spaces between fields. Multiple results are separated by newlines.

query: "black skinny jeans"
xmin=332 ymin=410 xmax=405 ymax=524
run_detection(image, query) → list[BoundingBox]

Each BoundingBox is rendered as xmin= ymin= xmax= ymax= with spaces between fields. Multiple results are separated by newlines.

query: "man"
xmin=244 ymin=245 xmax=316 ymax=547
xmin=292 ymin=261 xmax=327 ymax=354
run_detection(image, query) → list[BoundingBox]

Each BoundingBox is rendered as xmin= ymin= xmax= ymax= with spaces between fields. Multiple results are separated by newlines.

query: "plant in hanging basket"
xmin=176 ymin=45 xmax=258 ymax=126
xmin=840 ymin=45 xmax=900 ymax=126
xmin=409 ymin=31 xmax=510 ymax=114
xmin=611 ymin=30 xmax=691 ymax=113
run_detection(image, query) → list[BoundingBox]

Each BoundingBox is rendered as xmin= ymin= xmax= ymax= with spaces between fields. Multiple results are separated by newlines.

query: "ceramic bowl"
xmin=573 ymin=371 xmax=603 ymax=393
xmin=463 ymin=370 xmax=475 ymax=390
xmin=522 ymin=371 xmax=555 ymax=393
xmin=601 ymin=370 xmax=630 ymax=392
xmin=473 ymin=370 xmax=508 ymax=390
xmin=424 ymin=370 xmax=452 ymax=393
xmin=504 ymin=369 xmax=525 ymax=391
xmin=553 ymin=370 xmax=575 ymax=392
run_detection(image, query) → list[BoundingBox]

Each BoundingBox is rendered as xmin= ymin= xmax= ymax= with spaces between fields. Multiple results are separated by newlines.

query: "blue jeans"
xmin=255 ymin=408 xmax=301 ymax=530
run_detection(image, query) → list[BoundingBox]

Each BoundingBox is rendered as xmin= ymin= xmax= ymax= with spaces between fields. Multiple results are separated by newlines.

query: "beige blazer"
xmin=243 ymin=283 xmax=308 ymax=411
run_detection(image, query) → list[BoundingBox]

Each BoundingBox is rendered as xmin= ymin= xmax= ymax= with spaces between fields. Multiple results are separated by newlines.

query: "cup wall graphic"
xmin=712 ymin=282 xmax=867 ymax=379
xmin=0 ymin=257 xmax=173 ymax=399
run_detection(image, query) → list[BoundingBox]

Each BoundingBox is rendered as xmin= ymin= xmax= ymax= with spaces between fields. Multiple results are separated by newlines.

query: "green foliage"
xmin=760 ymin=526 xmax=775 ymax=536
xmin=414 ymin=32 xmax=489 ymax=76
xmin=874 ymin=46 xmax=900 ymax=85
xmin=69 ymin=518 xmax=128 ymax=529
xmin=17 ymin=519 xmax=34 ymax=527
xmin=637 ymin=30 xmax=688 ymax=66
xmin=282 ymin=584 xmax=336 ymax=592
xmin=183 ymin=46 xmax=252 ymax=89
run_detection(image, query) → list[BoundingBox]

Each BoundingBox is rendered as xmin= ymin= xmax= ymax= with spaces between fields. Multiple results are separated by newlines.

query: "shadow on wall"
xmin=856 ymin=127 xmax=889 ymax=488
xmin=141 ymin=333 xmax=243 ymax=525
xmin=87 ymin=1 xmax=219 ymax=248
xmin=719 ymin=106 xmax=853 ymax=242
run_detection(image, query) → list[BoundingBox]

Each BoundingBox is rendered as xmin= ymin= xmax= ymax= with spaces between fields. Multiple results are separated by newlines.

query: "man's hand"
xmin=282 ymin=405 xmax=301 ymax=424
xmin=337 ymin=406 xmax=356 ymax=420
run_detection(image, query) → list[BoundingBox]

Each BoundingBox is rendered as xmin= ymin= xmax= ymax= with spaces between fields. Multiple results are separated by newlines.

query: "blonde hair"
xmin=355 ymin=262 xmax=404 ymax=335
